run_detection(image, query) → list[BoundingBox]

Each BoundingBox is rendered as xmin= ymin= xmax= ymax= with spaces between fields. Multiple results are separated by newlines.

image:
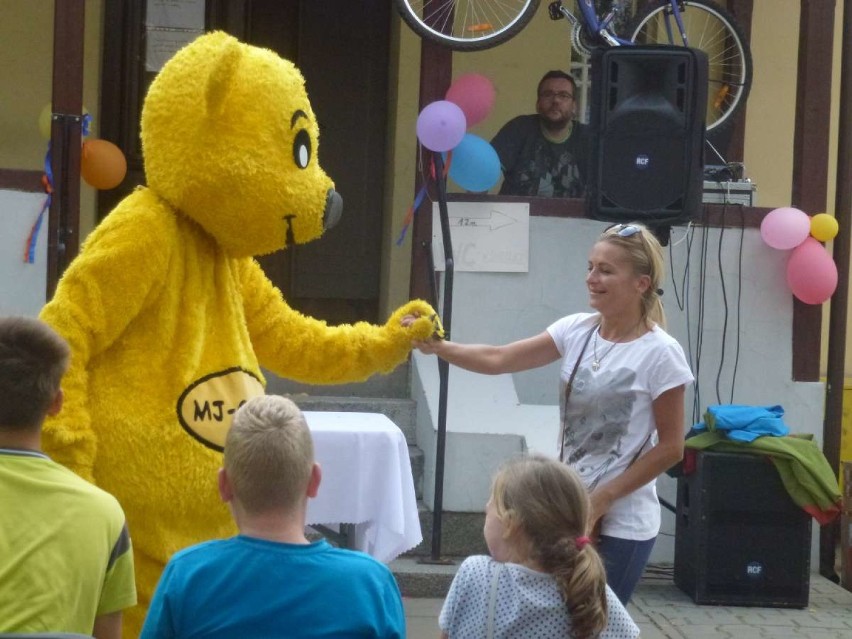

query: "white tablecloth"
xmin=303 ymin=411 xmax=422 ymax=563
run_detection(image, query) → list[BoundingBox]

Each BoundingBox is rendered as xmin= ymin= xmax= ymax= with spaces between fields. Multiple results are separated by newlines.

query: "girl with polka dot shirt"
xmin=439 ymin=456 xmax=639 ymax=639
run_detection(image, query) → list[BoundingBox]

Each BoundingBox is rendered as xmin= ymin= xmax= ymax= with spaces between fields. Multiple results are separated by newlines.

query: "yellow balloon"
xmin=38 ymin=103 xmax=52 ymax=140
xmin=810 ymin=213 xmax=839 ymax=242
xmin=38 ymin=104 xmax=91 ymax=140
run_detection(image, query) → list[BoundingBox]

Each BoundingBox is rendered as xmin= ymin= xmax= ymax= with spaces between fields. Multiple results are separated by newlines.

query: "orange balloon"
xmin=80 ymin=139 xmax=127 ymax=190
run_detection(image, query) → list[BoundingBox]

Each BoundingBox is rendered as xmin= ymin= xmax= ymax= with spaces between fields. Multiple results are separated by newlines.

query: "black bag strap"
xmin=559 ymin=324 xmax=597 ymax=462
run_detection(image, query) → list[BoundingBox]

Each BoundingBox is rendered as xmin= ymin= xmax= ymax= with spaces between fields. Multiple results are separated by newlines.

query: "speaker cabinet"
xmin=841 ymin=462 xmax=852 ymax=589
xmin=674 ymin=450 xmax=811 ymax=608
xmin=588 ymin=45 xmax=708 ymax=227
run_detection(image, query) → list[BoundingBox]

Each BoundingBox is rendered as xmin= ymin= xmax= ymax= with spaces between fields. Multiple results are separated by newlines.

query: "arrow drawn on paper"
xmin=448 ymin=209 xmax=517 ymax=232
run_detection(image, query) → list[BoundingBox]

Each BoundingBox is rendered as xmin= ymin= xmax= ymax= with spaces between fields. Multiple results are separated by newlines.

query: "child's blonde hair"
xmin=598 ymin=222 xmax=666 ymax=329
xmin=491 ymin=455 xmax=608 ymax=639
xmin=225 ymin=395 xmax=313 ymax=515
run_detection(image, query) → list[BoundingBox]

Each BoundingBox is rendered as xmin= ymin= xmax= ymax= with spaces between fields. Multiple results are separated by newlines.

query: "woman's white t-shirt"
xmin=439 ymin=555 xmax=640 ymax=639
xmin=547 ymin=312 xmax=694 ymax=540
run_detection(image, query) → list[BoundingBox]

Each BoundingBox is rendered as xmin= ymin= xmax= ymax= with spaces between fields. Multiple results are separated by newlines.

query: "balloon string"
xmin=396 ymin=152 xmax=452 ymax=247
xmin=25 ymin=142 xmax=53 ymax=264
xmin=395 ymin=184 xmax=427 ymax=246
xmin=429 ymin=151 xmax=453 ymax=179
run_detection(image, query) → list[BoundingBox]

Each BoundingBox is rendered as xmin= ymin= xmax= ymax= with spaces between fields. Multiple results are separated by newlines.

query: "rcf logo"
xmin=746 ymin=561 xmax=764 ymax=578
xmin=635 ymin=154 xmax=650 ymax=169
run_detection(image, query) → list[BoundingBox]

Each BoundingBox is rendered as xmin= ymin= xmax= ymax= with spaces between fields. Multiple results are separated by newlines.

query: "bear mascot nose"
xmin=323 ymin=189 xmax=343 ymax=231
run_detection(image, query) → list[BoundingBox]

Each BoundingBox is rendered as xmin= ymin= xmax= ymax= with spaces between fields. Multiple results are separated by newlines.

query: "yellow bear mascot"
xmin=39 ymin=32 xmax=437 ymax=635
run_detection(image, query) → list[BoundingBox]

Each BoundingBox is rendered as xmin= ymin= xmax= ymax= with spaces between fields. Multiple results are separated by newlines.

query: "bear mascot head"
xmin=143 ymin=31 xmax=342 ymax=258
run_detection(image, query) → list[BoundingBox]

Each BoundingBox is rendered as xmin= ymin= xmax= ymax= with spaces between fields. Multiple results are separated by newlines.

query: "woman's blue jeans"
xmin=597 ymin=534 xmax=657 ymax=604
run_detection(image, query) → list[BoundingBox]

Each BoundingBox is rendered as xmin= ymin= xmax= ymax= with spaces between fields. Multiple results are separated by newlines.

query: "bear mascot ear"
xmin=205 ymin=36 xmax=242 ymax=117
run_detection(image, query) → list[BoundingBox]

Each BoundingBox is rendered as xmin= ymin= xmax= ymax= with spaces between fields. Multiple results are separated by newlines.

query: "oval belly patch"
xmin=176 ymin=367 xmax=265 ymax=450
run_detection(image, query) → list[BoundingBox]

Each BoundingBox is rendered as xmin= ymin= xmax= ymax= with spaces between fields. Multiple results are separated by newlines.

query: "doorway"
xmin=99 ymin=0 xmax=391 ymax=324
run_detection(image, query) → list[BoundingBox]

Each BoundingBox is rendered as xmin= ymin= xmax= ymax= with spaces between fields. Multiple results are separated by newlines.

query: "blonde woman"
xmin=440 ymin=455 xmax=639 ymax=638
xmin=410 ymin=222 xmax=694 ymax=603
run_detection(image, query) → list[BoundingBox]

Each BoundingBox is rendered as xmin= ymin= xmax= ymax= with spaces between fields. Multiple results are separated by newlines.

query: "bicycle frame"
xmin=553 ymin=0 xmax=691 ymax=48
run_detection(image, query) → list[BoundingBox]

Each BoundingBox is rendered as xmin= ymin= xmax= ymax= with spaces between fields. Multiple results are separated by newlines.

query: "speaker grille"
xmin=600 ymin=108 xmax=687 ymax=211
xmin=588 ymin=46 xmax=708 ymax=226
xmin=674 ymin=450 xmax=811 ymax=608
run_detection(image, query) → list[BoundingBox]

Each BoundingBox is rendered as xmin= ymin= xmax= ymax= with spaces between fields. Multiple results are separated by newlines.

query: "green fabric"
xmin=685 ymin=431 xmax=841 ymax=523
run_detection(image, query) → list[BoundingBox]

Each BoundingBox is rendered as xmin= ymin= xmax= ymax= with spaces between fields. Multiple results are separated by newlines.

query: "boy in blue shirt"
xmin=141 ymin=395 xmax=405 ymax=638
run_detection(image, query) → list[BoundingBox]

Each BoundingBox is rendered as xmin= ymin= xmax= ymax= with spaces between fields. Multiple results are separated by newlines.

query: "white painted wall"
xmin=0 ymin=188 xmax=48 ymax=317
xmin=414 ymin=214 xmax=825 ymax=566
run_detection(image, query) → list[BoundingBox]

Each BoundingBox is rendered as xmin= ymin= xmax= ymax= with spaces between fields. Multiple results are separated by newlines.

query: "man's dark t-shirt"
xmin=491 ymin=114 xmax=590 ymax=198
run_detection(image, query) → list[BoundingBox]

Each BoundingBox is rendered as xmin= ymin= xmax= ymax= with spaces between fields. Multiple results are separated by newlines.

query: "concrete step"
xmin=391 ymin=556 xmax=462 ymax=598
xmin=406 ymin=503 xmax=488 ymax=558
xmin=263 ymin=361 xmax=412 ymax=399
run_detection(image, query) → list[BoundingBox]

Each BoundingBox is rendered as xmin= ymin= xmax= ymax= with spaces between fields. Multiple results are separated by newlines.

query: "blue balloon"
xmin=447 ymin=133 xmax=501 ymax=192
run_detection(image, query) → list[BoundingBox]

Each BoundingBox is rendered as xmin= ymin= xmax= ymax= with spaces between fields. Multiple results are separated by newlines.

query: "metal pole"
xmin=429 ymin=152 xmax=454 ymax=563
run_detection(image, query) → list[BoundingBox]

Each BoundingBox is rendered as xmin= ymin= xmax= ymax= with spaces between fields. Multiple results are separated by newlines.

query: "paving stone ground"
xmin=404 ymin=573 xmax=852 ymax=638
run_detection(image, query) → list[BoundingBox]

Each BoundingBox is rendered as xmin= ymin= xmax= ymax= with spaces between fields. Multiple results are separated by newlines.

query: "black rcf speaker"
xmin=674 ymin=450 xmax=811 ymax=608
xmin=588 ymin=45 xmax=708 ymax=227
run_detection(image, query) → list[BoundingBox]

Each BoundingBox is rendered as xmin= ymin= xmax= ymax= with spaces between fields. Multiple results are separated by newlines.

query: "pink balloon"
xmin=416 ymin=101 xmax=466 ymax=152
xmin=760 ymin=207 xmax=811 ymax=250
xmin=786 ymin=237 xmax=838 ymax=304
xmin=446 ymin=74 xmax=496 ymax=127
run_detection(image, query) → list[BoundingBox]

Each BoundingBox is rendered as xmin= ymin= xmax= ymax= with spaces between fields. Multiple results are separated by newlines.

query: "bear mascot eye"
xmin=293 ymin=130 xmax=311 ymax=169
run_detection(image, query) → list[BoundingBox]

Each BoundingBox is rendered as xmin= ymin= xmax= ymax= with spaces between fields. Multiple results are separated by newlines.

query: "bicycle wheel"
xmin=628 ymin=0 xmax=752 ymax=134
xmin=396 ymin=0 xmax=540 ymax=51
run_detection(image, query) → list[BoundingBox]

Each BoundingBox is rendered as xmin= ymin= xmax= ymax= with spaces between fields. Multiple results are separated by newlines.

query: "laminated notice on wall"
xmin=146 ymin=0 xmax=205 ymax=29
xmin=145 ymin=0 xmax=205 ymax=72
xmin=145 ymin=28 xmax=202 ymax=72
xmin=431 ymin=202 xmax=529 ymax=273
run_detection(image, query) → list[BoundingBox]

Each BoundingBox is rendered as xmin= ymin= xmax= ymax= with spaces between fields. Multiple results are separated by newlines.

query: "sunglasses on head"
xmin=607 ymin=224 xmax=641 ymax=238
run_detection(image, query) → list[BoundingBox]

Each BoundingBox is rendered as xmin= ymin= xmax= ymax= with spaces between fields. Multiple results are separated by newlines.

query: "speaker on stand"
xmin=587 ymin=45 xmax=709 ymax=242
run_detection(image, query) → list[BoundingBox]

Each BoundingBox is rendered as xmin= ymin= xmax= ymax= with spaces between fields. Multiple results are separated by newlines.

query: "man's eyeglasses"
xmin=538 ymin=90 xmax=574 ymax=101
xmin=608 ymin=224 xmax=642 ymax=238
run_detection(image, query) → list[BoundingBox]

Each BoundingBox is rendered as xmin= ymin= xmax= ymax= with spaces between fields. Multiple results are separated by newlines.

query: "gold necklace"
xmin=591 ymin=323 xmax=639 ymax=371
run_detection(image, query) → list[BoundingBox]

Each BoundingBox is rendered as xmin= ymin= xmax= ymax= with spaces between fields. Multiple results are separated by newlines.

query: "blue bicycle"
xmin=396 ymin=0 xmax=753 ymax=135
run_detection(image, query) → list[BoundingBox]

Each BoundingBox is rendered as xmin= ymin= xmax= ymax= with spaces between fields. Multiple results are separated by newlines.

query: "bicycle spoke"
xmin=399 ymin=1 xmax=539 ymax=45
xmin=428 ymin=1 xmax=457 ymax=36
xmin=629 ymin=0 xmax=752 ymax=132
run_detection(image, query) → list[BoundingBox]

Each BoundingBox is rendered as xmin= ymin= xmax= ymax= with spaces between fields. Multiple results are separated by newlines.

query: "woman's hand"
xmin=588 ymin=485 xmax=616 ymax=536
xmin=411 ymin=337 xmax=444 ymax=354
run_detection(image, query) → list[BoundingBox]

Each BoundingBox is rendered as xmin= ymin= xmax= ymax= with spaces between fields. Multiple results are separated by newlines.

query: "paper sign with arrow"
xmin=431 ymin=201 xmax=529 ymax=272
